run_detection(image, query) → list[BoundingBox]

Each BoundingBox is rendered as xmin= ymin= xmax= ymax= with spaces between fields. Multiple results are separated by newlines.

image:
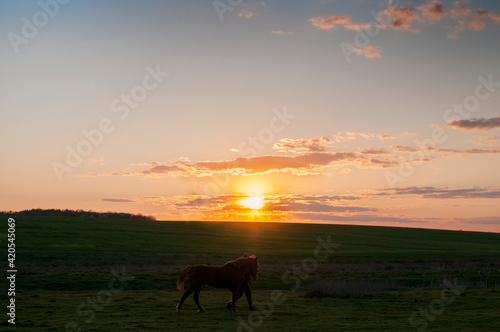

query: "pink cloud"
xmin=350 ymin=45 xmax=381 ymax=59
xmin=418 ymin=0 xmax=446 ymax=21
xmin=382 ymin=7 xmax=421 ymax=31
xmin=308 ymin=15 xmax=370 ymax=31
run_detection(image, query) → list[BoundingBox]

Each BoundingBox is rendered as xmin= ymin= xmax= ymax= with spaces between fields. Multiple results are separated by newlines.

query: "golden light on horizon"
xmin=237 ymin=195 xmax=265 ymax=210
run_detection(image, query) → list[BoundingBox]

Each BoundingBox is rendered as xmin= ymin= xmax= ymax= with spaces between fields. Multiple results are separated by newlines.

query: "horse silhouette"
xmin=176 ymin=255 xmax=259 ymax=312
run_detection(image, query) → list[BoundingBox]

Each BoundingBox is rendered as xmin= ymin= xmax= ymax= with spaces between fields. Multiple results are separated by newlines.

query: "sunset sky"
xmin=1 ymin=0 xmax=500 ymax=232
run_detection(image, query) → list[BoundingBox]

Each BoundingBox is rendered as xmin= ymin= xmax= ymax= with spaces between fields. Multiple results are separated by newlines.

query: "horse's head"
xmin=247 ymin=255 xmax=259 ymax=281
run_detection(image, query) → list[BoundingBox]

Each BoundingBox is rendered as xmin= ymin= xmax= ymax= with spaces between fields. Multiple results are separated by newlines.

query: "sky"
xmin=1 ymin=0 xmax=500 ymax=232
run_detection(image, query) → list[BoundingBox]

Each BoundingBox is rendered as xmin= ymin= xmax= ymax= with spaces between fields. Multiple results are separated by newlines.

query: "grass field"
xmin=1 ymin=216 xmax=500 ymax=331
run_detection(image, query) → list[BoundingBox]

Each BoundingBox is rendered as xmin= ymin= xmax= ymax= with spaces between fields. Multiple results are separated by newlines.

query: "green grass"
xmin=1 ymin=216 xmax=500 ymax=331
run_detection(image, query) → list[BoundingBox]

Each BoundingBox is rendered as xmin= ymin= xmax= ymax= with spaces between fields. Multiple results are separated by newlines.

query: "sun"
xmin=236 ymin=180 xmax=270 ymax=210
xmin=238 ymin=195 xmax=265 ymax=210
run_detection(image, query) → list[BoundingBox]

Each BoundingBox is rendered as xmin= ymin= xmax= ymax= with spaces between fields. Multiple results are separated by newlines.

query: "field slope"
xmin=1 ymin=216 xmax=499 ymax=331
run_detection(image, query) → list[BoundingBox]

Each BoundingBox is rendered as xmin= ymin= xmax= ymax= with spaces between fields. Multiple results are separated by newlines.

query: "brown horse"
xmin=176 ymin=255 xmax=259 ymax=312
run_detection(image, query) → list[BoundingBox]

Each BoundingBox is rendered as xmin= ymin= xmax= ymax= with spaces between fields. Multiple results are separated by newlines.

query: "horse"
xmin=175 ymin=254 xmax=259 ymax=313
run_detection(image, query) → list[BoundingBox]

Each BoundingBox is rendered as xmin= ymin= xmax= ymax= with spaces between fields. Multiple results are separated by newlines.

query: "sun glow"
xmin=238 ymin=195 xmax=265 ymax=210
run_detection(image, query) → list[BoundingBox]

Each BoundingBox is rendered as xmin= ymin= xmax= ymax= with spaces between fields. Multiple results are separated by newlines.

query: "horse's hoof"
xmin=198 ymin=309 xmax=206 ymax=313
xmin=231 ymin=309 xmax=238 ymax=313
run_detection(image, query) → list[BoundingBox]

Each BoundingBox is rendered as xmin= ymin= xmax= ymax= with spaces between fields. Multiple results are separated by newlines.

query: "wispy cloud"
xmin=271 ymin=30 xmax=293 ymax=36
xmin=308 ymin=15 xmax=370 ymax=30
xmin=373 ymin=186 xmax=500 ymax=199
xmin=349 ymin=45 xmax=381 ymax=59
xmin=474 ymin=136 xmax=500 ymax=147
xmin=391 ymin=144 xmax=500 ymax=156
xmin=101 ymin=198 xmax=136 ymax=203
xmin=360 ymin=148 xmax=390 ymax=155
xmin=274 ymin=136 xmax=333 ymax=153
xmin=434 ymin=147 xmax=500 ymax=155
xmin=334 ymin=131 xmax=416 ymax=141
xmin=238 ymin=9 xmax=255 ymax=19
xmin=86 ymin=158 xmax=105 ymax=165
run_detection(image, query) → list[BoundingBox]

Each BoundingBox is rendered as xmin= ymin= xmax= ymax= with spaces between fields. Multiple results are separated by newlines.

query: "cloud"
xmin=141 ymin=165 xmax=184 ymax=175
xmin=458 ymin=216 xmax=500 ymax=225
xmin=132 ymin=150 xmax=409 ymax=178
xmin=391 ymin=144 xmax=500 ymax=156
xmin=292 ymin=212 xmax=426 ymax=224
xmin=391 ymin=145 xmax=424 ymax=152
xmin=274 ymin=136 xmax=333 ymax=153
xmin=434 ymin=147 xmax=500 ymax=155
xmin=101 ymin=198 xmax=136 ymax=203
xmin=349 ymin=45 xmax=382 ymax=59
xmin=333 ymin=131 xmax=357 ymax=142
xmin=418 ymin=0 xmax=446 ymax=21
xmin=310 ymin=1 xmax=500 ymax=41
xmin=360 ymin=148 xmax=390 ymax=155
xmin=271 ymin=30 xmax=293 ymax=36
xmin=382 ymin=7 xmax=421 ymax=31
xmin=373 ymin=186 xmax=500 ymax=199
xmin=132 ymin=161 xmax=160 ymax=166
xmin=474 ymin=136 xmax=500 ymax=147
xmin=69 ymin=171 xmax=133 ymax=178
xmin=308 ymin=15 xmax=371 ymax=31
xmin=335 ymin=131 xmax=416 ymax=141
xmin=450 ymin=2 xmax=472 ymax=19
xmin=238 ymin=9 xmax=255 ymax=19
xmin=446 ymin=116 xmax=500 ymax=131
xmin=173 ymin=193 xmax=377 ymax=222
xmin=447 ymin=2 xmax=500 ymax=38
xmin=85 ymin=158 xmax=105 ymax=165
xmin=357 ymin=131 xmax=416 ymax=141
xmin=140 ymin=152 xmax=360 ymax=177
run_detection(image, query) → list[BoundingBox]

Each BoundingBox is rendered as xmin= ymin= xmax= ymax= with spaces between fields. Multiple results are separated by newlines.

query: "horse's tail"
xmin=177 ymin=265 xmax=192 ymax=291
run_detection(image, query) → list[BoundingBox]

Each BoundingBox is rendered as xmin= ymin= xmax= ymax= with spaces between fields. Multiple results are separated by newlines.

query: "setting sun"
xmin=237 ymin=195 xmax=265 ymax=210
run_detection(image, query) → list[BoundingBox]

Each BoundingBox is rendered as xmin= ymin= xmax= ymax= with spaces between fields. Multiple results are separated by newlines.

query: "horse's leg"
xmin=227 ymin=286 xmax=245 ymax=310
xmin=243 ymin=284 xmax=255 ymax=310
xmin=176 ymin=285 xmax=195 ymax=312
xmin=193 ymin=286 xmax=205 ymax=313
xmin=230 ymin=289 xmax=240 ymax=312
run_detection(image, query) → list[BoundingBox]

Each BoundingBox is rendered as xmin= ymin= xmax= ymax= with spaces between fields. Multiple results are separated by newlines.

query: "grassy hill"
xmin=2 ymin=216 xmax=500 ymax=331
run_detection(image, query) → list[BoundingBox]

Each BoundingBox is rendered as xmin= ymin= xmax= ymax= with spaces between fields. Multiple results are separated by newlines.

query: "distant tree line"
xmin=0 ymin=208 xmax=156 ymax=221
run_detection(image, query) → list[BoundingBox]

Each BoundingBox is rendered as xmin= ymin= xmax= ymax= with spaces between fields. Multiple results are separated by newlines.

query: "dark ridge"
xmin=0 ymin=208 xmax=155 ymax=220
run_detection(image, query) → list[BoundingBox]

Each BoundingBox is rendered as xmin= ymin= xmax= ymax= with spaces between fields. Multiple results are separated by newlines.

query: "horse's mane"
xmin=224 ymin=255 xmax=258 ymax=269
